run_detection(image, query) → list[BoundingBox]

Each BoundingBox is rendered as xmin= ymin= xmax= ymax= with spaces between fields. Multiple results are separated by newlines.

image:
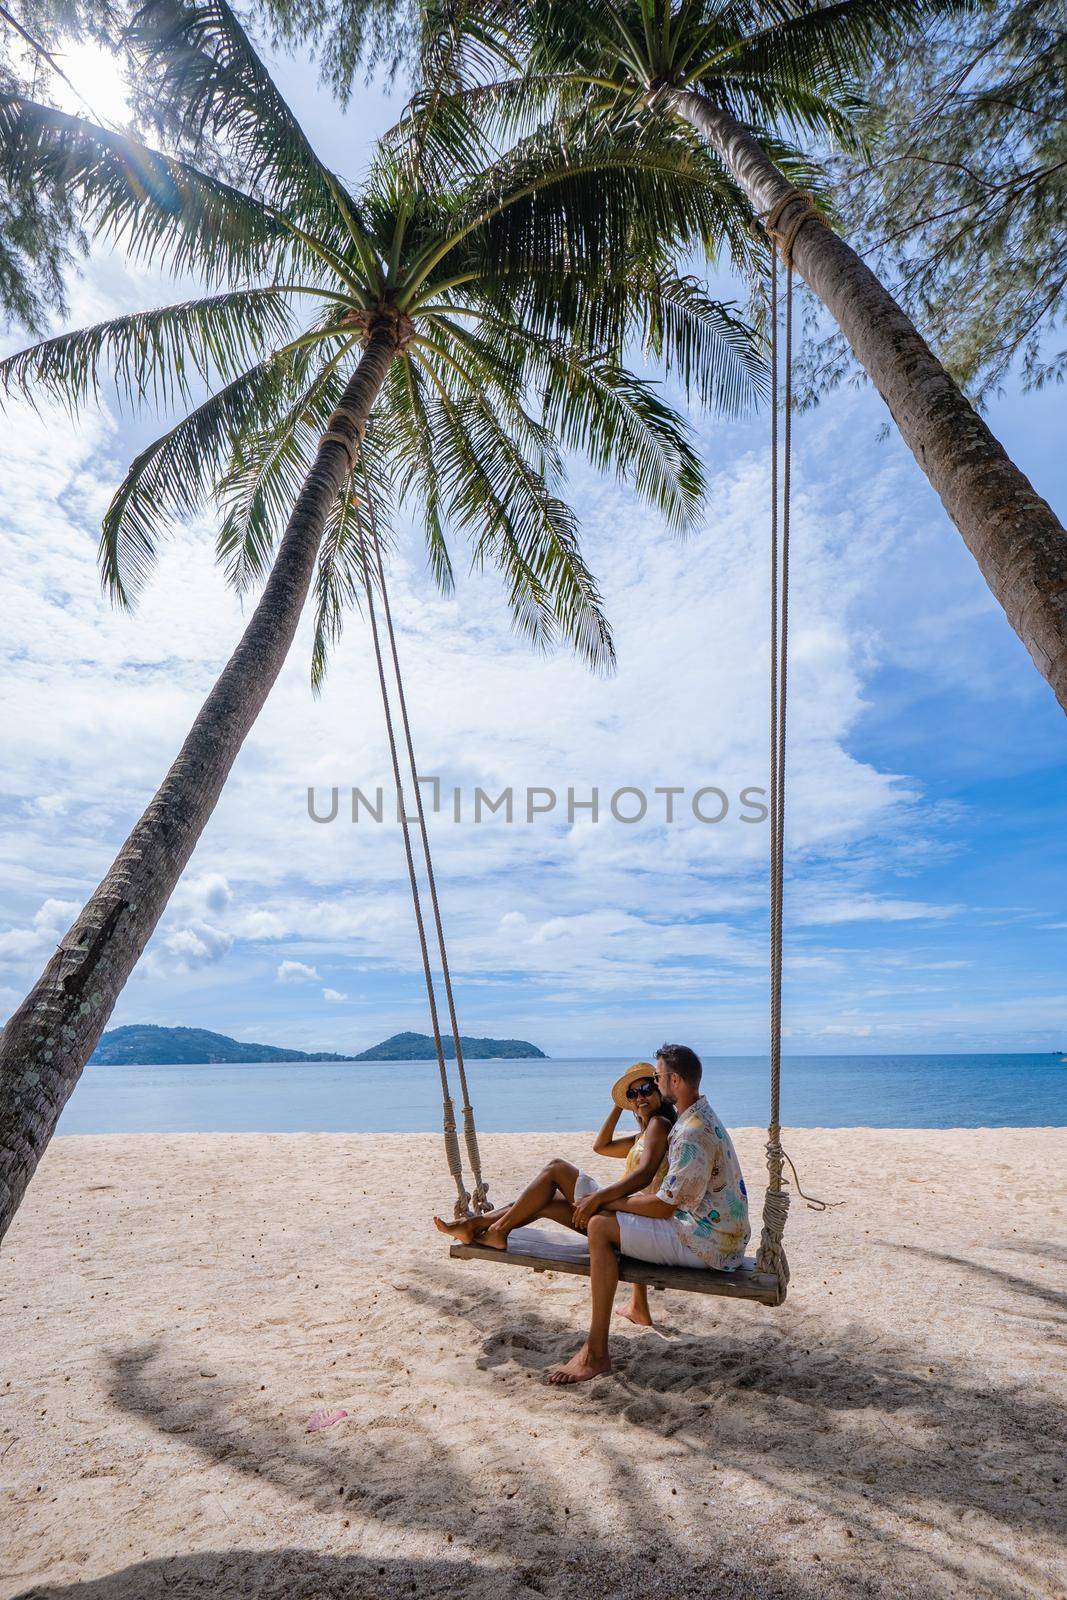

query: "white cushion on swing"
xmin=505 ymin=1224 xmax=590 ymax=1261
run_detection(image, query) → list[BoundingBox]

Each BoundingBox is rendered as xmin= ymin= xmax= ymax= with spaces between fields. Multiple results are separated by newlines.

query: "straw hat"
xmin=610 ymin=1061 xmax=658 ymax=1110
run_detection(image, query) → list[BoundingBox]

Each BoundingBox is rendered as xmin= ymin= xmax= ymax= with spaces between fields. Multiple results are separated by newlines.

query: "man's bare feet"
xmin=616 ymin=1301 xmax=654 ymax=1327
xmin=546 ymin=1345 xmax=612 ymax=1385
xmin=433 ymin=1215 xmax=477 ymax=1246
xmin=481 ymin=1224 xmax=510 ymax=1250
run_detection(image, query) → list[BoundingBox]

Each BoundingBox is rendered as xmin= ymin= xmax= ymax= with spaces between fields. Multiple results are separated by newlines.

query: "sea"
xmin=55 ymin=1052 xmax=1065 ymax=1135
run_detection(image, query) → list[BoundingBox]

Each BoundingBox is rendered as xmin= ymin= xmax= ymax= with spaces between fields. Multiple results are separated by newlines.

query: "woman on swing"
xmin=434 ymin=1064 xmax=675 ymax=1328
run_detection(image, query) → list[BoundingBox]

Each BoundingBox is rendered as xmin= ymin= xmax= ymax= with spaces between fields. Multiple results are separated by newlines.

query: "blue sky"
xmin=0 ymin=36 xmax=1064 ymax=1060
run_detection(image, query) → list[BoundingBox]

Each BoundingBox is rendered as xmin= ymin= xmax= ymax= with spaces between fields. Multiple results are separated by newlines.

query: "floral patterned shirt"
xmin=656 ymin=1096 xmax=750 ymax=1270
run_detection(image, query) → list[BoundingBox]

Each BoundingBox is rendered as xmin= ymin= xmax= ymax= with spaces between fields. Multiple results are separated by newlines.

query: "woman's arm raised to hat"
xmin=592 ymin=1104 xmax=635 ymax=1160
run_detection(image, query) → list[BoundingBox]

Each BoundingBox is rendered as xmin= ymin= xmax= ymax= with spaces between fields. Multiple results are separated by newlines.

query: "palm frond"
xmin=0 ymin=288 xmax=296 ymax=413
xmin=404 ymin=112 xmax=746 ymax=296
xmin=310 ymin=432 xmax=396 ymax=687
xmin=100 ymin=343 xmax=319 ymax=605
xmin=386 ymin=357 xmax=455 ymax=593
xmin=216 ymin=350 xmax=351 ymax=592
xmin=128 ymin=0 xmax=377 ymax=268
xmin=636 ymin=272 xmax=767 ymax=413
xmin=539 ymin=350 xmax=706 ymax=535
xmin=691 ymin=0 xmax=956 ymax=102
xmin=0 ymin=94 xmax=296 ymax=285
xmin=418 ymin=368 xmax=616 ymax=671
xmin=416 ymin=313 xmax=565 ymax=474
xmin=311 ymin=478 xmax=366 ymax=691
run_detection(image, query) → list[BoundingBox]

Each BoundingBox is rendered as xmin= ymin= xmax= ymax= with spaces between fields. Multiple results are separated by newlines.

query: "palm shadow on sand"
xmin=85 ymin=1251 xmax=1066 ymax=1600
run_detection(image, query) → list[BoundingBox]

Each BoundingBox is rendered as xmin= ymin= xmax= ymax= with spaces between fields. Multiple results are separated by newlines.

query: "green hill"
xmin=90 ymin=1025 xmax=353 ymax=1065
xmin=353 ymin=1031 xmax=546 ymax=1061
xmin=89 ymin=1025 xmax=546 ymax=1065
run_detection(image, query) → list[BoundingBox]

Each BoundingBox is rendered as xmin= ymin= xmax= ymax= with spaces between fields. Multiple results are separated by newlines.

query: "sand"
xmin=1 ymin=1127 xmax=1065 ymax=1600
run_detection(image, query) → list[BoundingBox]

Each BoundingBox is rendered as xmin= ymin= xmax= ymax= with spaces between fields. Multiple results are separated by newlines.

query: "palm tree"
xmin=0 ymin=0 xmax=763 ymax=1240
xmin=431 ymin=0 xmax=1067 ymax=711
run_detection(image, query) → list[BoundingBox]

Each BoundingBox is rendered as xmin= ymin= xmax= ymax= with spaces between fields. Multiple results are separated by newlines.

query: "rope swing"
xmin=355 ymin=465 xmax=491 ymax=1219
xmin=356 ymin=193 xmax=820 ymax=1298
xmin=755 ymin=203 xmax=798 ymax=1289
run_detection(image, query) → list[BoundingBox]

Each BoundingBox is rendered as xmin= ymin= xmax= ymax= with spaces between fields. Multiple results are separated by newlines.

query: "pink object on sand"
xmin=306 ymin=1406 xmax=348 ymax=1433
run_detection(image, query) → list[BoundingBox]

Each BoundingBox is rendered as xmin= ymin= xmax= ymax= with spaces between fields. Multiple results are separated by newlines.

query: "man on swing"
xmin=547 ymin=1043 xmax=751 ymax=1386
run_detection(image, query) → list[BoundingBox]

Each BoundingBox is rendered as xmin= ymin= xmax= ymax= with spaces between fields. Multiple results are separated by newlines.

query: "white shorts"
xmin=617 ymin=1212 xmax=709 ymax=1270
xmin=573 ymin=1171 xmax=599 ymax=1201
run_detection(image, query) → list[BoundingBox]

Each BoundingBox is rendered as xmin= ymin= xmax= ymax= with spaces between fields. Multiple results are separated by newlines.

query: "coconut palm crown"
xmin=0 ymin=0 xmax=764 ymax=681
xmin=393 ymin=0 xmax=962 ymax=285
xmin=518 ymin=0 xmax=941 ymax=124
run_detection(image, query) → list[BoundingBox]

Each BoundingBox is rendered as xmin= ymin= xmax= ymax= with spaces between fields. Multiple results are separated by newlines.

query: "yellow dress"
xmin=624 ymin=1126 xmax=669 ymax=1191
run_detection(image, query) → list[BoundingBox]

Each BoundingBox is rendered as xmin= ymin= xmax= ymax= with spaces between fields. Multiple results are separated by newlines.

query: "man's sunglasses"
xmin=626 ymin=1078 xmax=657 ymax=1100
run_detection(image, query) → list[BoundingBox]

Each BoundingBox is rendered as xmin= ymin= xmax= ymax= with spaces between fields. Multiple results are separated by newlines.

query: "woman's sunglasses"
xmin=626 ymin=1078 xmax=657 ymax=1100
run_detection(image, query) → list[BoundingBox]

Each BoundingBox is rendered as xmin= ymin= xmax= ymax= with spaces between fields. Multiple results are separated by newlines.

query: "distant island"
xmin=90 ymin=1026 xmax=354 ymax=1065
xmin=90 ymin=1024 xmax=546 ymax=1065
xmin=353 ymin=1031 xmax=546 ymax=1061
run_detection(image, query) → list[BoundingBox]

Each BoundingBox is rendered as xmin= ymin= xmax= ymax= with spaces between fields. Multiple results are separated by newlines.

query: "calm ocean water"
xmin=56 ymin=1052 xmax=1065 ymax=1134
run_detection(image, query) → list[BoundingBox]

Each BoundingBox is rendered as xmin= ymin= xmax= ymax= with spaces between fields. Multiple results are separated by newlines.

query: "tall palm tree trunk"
xmin=671 ymin=91 xmax=1067 ymax=713
xmin=0 ymin=323 xmax=399 ymax=1243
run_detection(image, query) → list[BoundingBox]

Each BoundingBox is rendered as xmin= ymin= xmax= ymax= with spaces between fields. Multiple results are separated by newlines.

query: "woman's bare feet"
xmin=546 ymin=1344 xmax=612 ymax=1385
xmin=433 ymin=1215 xmax=478 ymax=1246
xmin=481 ymin=1224 xmax=510 ymax=1250
xmin=615 ymin=1299 xmax=654 ymax=1327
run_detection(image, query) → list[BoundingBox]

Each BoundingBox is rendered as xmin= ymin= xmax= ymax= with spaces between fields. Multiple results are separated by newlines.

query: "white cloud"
xmin=792 ymin=894 xmax=961 ymax=927
xmin=235 ymin=910 xmax=287 ymax=940
xmin=322 ymin=988 xmax=348 ymax=1002
xmin=156 ymin=921 xmax=233 ymax=973
xmin=0 ymin=897 xmax=80 ymax=963
xmin=25 ymin=794 xmax=68 ymax=819
xmin=277 ymin=960 xmax=321 ymax=984
xmin=183 ymin=873 xmax=233 ymax=915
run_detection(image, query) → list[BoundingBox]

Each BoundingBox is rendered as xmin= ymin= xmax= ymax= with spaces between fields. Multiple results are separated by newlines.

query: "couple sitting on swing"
xmin=434 ymin=1043 xmax=751 ymax=1384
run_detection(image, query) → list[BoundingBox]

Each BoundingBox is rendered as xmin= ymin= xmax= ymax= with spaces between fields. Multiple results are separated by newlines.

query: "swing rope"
xmin=355 ymin=463 xmax=477 ymax=1219
xmin=755 ymin=217 xmax=796 ymax=1289
xmin=362 ymin=478 xmax=491 ymax=1214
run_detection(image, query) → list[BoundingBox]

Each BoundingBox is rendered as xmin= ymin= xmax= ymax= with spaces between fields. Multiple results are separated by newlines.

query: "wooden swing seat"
xmin=448 ymin=1224 xmax=784 ymax=1305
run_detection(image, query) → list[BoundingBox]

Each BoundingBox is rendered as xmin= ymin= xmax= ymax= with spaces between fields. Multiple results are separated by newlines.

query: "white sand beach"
xmin=1 ymin=1127 xmax=1065 ymax=1600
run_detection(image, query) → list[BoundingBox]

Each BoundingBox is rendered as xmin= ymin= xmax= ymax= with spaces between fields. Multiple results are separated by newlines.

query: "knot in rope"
xmin=755 ymin=1186 xmax=791 ymax=1296
xmin=762 ymin=188 xmax=820 ymax=267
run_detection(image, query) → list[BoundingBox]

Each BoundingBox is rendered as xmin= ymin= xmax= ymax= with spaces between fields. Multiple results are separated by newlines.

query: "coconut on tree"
xmin=0 ymin=0 xmax=765 ymax=1239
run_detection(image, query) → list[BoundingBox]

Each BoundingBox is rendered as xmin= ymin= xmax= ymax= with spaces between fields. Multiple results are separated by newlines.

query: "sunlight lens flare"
xmin=51 ymin=40 xmax=133 ymax=127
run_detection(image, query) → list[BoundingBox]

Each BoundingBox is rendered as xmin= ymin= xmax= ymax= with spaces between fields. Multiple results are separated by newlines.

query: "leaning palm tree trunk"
xmin=671 ymin=92 xmax=1067 ymax=713
xmin=0 ymin=323 xmax=398 ymax=1244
